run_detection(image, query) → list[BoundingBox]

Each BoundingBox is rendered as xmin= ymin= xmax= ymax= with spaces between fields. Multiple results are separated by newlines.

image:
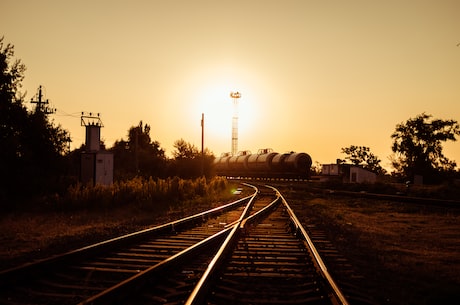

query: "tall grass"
xmin=59 ymin=176 xmax=230 ymax=211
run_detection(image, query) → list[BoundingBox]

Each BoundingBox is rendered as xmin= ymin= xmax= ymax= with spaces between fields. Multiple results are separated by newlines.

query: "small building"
xmin=81 ymin=151 xmax=113 ymax=186
xmin=348 ymin=166 xmax=377 ymax=183
xmin=321 ymin=163 xmax=377 ymax=183
xmin=321 ymin=163 xmax=340 ymax=176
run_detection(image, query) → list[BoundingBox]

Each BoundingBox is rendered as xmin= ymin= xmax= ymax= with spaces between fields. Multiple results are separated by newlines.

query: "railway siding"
xmin=1 ymin=184 xmax=360 ymax=305
xmin=0 ymin=193 xmax=255 ymax=305
xmin=185 ymin=184 xmax=349 ymax=305
xmin=206 ymin=204 xmax=331 ymax=304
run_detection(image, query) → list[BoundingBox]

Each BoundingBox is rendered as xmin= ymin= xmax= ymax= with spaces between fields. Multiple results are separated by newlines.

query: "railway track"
xmin=0 ymin=187 xmax=257 ymax=305
xmin=206 ymin=204 xmax=334 ymax=304
xmin=1 ymin=184 xmax=353 ymax=305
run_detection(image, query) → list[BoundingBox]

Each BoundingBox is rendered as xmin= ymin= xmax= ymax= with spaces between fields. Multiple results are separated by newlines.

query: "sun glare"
xmin=196 ymin=82 xmax=255 ymax=148
xmin=182 ymin=62 xmax=263 ymax=155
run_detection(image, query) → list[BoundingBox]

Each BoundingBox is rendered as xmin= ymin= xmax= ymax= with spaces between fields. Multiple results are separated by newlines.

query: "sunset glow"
xmin=2 ymin=0 xmax=459 ymax=169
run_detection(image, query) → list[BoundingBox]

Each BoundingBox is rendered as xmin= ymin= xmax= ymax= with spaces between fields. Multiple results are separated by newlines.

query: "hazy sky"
xmin=2 ymin=0 xmax=460 ymax=170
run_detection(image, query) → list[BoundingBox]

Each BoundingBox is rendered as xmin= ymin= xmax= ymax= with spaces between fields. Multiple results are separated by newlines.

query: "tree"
xmin=110 ymin=121 xmax=166 ymax=179
xmin=310 ymin=161 xmax=323 ymax=176
xmin=0 ymin=38 xmax=27 ymax=162
xmin=1 ymin=37 xmax=71 ymax=204
xmin=391 ymin=113 xmax=460 ymax=183
xmin=341 ymin=145 xmax=386 ymax=175
xmin=171 ymin=139 xmax=215 ymax=178
xmin=172 ymin=138 xmax=199 ymax=160
xmin=23 ymin=111 xmax=69 ymax=175
xmin=0 ymin=38 xmax=28 ymax=203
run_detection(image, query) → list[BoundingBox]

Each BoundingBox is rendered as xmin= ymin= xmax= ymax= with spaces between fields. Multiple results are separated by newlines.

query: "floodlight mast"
xmin=230 ymin=91 xmax=241 ymax=156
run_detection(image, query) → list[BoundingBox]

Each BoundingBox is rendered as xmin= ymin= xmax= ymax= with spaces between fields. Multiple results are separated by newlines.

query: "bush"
xmin=55 ymin=176 xmax=230 ymax=211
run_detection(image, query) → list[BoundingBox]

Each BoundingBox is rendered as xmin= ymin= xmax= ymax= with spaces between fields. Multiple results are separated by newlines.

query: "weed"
xmin=53 ymin=176 xmax=230 ymax=211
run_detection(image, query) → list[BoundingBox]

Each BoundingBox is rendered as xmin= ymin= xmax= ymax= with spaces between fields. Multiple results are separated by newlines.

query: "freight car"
xmin=214 ymin=148 xmax=312 ymax=179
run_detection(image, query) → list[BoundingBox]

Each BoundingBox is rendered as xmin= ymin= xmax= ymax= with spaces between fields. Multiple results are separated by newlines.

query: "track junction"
xmin=1 ymin=183 xmax=376 ymax=305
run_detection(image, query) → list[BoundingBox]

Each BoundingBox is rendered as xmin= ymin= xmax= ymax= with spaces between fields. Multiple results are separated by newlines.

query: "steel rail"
xmin=267 ymin=185 xmax=350 ymax=305
xmin=0 ymin=192 xmax=255 ymax=286
xmin=184 ymin=184 xmax=282 ymax=305
xmin=77 ymin=185 xmax=260 ymax=305
xmin=2 ymin=184 xmax=352 ymax=305
xmin=78 ymin=226 xmax=233 ymax=305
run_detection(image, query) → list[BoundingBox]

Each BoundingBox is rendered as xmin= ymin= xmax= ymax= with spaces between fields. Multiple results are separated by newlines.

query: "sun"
xmin=192 ymin=83 xmax=256 ymax=155
xmin=198 ymin=85 xmax=232 ymax=138
xmin=181 ymin=63 xmax=262 ymax=154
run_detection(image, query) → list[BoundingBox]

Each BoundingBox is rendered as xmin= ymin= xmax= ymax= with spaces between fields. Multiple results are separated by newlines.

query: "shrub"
xmin=56 ymin=176 xmax=230 ymax=211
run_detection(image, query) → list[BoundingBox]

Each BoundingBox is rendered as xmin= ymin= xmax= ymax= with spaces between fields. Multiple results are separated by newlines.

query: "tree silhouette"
xmin=391 ymin=113 xmax=459 ymax=183
xmin=1 ymin=37 xmax=70 ymax=205
xmin=171 ymin=139 xmax=214 ymax=178
xmin=110 ymin=121 xmax=166 ymax=179
xmin=341 ymin=145 xmax=386 ymax=175
xmin=0 ymin=38 xmax=28 ymax=203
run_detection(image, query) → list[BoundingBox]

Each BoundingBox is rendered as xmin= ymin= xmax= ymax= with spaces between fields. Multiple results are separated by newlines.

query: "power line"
xmin=54 ymin=109 xmax=81 ymax=118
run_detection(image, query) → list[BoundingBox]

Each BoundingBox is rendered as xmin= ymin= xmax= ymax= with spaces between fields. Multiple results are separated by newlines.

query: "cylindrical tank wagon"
xmin=284 ymin=152 xmax=312 ymax=172
xmin=214 ymin=148 xmax=312 ymax=179
xmin=246 ymin=148 xmax=278 ymax=173
xmin=214 ymin=153 xmax=231 ymax=174
xmin=228 ymin=150 xmax=251 ymax=174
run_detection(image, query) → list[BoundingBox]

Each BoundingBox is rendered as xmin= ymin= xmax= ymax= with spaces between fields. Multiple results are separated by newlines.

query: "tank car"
xmin=282 ymin=152 xmax=312 ymax=178
xmin=246 ymin=148 xmax=278 ymax=175
xmin=214 ymin=153 xmax=231 ymax=175
xmin=271 ymin=153 xmax=290 ymax=172
xmin=214 ymin=148 xmax=312 ymax=179
xmin=214 ymin=151 xmax=251 ymax=177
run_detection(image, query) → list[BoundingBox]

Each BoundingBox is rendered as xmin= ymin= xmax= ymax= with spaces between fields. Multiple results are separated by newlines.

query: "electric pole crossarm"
xmin=30 ymin=85 xmax=55 ymax=114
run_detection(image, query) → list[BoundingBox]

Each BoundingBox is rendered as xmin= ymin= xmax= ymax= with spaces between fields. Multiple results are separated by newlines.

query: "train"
xmin=213 ymin=148 xmax=312 ymax=179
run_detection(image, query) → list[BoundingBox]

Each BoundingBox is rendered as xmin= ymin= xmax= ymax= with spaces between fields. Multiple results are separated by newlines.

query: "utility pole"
xmin=201 ymin=113 xmax=204 ymax=176
xmin=135 ymin=121 xmax=142 ymax=174
xmin=30 ymin=85 xmax=71 ymax=153
xmin=30 ymin=85 xmax=55 ymax=114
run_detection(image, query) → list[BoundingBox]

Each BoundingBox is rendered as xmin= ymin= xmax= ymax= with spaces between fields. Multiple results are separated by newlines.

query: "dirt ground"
xmin=1 ymin=191 xmax=459 ymax=305
xmin=0 ymin=200 xmax=223 ymax=270
xmin=285 ymin=191 xmax=460 ymax=305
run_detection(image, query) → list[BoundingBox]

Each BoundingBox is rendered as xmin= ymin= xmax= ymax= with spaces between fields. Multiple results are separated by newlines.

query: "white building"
xmin=321 ymin=163 xmax=377 ymax=183
xmin=348 ymin=166 xmax=377 ymax=183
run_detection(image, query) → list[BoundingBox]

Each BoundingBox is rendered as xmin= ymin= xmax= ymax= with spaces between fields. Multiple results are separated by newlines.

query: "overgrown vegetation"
xmin=50 ymin=176 xmax=230 ymax=211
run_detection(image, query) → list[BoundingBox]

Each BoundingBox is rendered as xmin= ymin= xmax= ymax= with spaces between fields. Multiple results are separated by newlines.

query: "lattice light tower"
xmin=230 ymin=91 xmax=241 ymax=156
